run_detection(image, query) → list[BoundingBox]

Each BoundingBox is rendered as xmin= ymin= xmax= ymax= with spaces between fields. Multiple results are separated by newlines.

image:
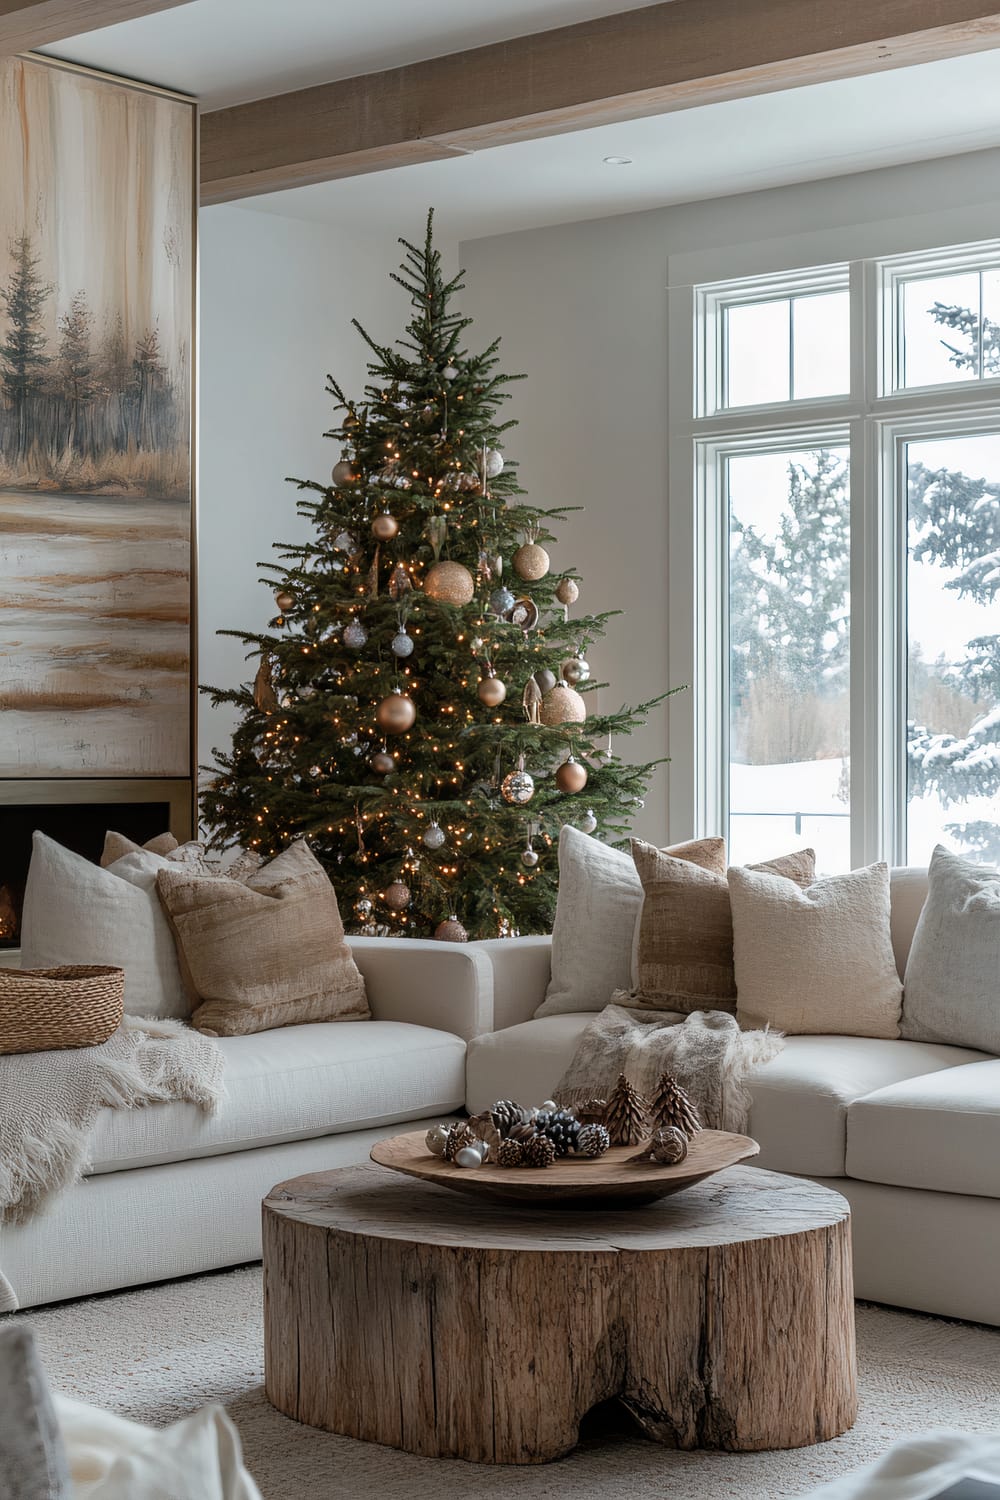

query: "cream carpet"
xmin=15 ymin=1266 xmax=1000 ymax=1500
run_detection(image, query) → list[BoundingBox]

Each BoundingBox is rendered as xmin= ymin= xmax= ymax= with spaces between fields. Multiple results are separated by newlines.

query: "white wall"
xmin=460 ymin=146 xmax=1000 ymax=843
xmin=197 ymin=207 xmax=451 ymax=778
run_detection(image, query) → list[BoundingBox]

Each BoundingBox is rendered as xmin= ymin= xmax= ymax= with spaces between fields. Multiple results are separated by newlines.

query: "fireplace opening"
xmin=0 ymin=800 xmax=172 ymax=948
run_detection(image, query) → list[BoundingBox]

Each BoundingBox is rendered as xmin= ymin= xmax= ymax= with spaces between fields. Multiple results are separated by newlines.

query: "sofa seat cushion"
xmin=748 ymin=1036 xmax=987 ymax=1176
xmin=88 ymin=1021 xmax=466 ymax=1175
xmin=847 ymin=1058 xmax=1000 ymax=1198
xmin=466 ymin=1014 xmax=591 ymax=1114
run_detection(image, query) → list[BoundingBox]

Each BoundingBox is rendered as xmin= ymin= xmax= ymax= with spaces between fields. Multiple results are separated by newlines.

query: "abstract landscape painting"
xmin=0 ymin=56 xmax=193 ymax=776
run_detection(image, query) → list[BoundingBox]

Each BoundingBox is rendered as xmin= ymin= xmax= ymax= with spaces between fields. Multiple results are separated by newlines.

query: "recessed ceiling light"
xmin=603 ymin=155 xmax=633 ymax=165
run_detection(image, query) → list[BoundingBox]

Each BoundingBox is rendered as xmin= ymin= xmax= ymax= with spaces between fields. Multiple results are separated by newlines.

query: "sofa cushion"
xmin=88 ymin=1021 xmax=466 ymax=1174
xmin=466 ymin=1013 xmax=591 ymax=1114
xmin=748 ymin=1035 xmax=988 ymax=1176
xmin=847 ymin=1058 xmax=1000 ymax=1198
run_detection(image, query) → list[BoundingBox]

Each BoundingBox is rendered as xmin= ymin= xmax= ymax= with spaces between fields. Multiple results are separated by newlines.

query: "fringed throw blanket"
xmin=0 ymin=1016 xmax=225 ymax=1312
xmin=555 ymin=1004 xmax=784 ymax=1132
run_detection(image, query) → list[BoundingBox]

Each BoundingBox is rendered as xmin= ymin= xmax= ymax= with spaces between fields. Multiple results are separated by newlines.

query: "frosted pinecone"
xmin=575 ymin=1123 xmax=611 ymax=1158
xmin=533 ymin=1108 xmax=581 ymax=1157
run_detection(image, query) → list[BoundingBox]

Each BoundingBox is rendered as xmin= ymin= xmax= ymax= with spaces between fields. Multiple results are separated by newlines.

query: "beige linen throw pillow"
xmin=901 ymin=844 xmax=1000 ymax=1053
xmin=156 ymin=840 xmax=369 ymax=1036
xmin=729 ymin=861 xmax=902 ymax=1038
xmin=630 ymin=841 xmax=815 ymax=1014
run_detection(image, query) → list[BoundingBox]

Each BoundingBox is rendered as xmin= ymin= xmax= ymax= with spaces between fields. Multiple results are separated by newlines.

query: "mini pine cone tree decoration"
xmin=603 ymin=1073 xmax=649 ymax=1147
xmin=201 ymin=211 xmax=673 ymax=940
xmin=650 ymin=1072 xmax=702 ymax=1138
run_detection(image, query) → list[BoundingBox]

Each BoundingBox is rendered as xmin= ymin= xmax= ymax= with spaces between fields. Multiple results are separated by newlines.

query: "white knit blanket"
xmin=555 ymin=1004 xmax=784 ymax=1132
xmin=0 ymin=1017 xmax=224 ymax=1311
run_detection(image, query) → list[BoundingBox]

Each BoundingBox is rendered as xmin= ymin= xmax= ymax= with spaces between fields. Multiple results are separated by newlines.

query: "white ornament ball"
xmin=484 ymin=448 xmax=504 ymax=478
xmin=455 ymin=1145 xmax=484 ymax=1169
xmin=391 ymin=629 xmax=414 ymax=658
xmin=343 ymin=621 xmax=368 ymax=650
xmin=579 ymin=809 xmax=598 ymax=834
xmin=423 ymin=821 xmax=446 ymax=850
xmin=540 ymin=683 xmax=587 ymax=726
xmin=521 ymin=847 xmax=539 ymax=868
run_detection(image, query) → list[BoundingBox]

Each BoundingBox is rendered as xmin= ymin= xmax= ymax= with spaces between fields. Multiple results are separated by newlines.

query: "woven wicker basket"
xmin=0 ymin=965 xmax=125 ymax=1055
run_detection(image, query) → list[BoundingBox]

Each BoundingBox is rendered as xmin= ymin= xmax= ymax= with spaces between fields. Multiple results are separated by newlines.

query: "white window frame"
xmin=671 ymin=237 xmax=1000 ymax=867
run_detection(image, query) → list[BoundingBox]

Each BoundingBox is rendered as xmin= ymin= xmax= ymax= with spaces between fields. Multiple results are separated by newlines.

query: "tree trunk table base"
xmin=263 ymin=1162 xmax=857 ymax=1465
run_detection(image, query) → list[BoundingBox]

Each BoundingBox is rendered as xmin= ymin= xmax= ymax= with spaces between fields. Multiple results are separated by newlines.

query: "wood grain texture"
xmin=0 ymin=1 xmax=192 ymax=54
xmin=263 ymin=1163 xmax=857 ymax=1463
xmin=201 ymin=0 xmax=1000 ymax=203
xmin=370 ymin=1127 xmax=759 ymax=1206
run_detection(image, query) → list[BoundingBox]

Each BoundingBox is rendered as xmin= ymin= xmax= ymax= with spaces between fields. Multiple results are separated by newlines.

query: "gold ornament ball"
xmin=435 ymin=916 xmax=468 ymax=943
xmin=375 ymin=690 xmax=417 ymax=735
xmin=513 ymin=542 xmax=550 ymax=581
xmin=555 ymin=756 xmax=588 ymax=794
xmin=331 ymin=459 xmax=358 ymax=486
xmin=369 ymin=750 xmax=395 ymax=775
xmin=540 ymin=683 xmax=588 ymax=726
xmin=371 ymin=512 xmax=399 ymax=541
xmin=477 ymin=674 xmax=507 ymax=707
xmin=274 ymin=589 xmax=295 ymax=612
xmin=382 ymin=881 xmax=411 ymax=911
xmin=556 ymin=577 xmax=580 ymax=606
xmin=423 ymin=560 xmax=475 ymax=606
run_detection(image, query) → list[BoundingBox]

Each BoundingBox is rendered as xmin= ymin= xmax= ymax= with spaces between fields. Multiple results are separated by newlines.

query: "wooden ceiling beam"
xmin=0 ymin=1 xmax=192 ymax=54
xmin=200 ymin=0 xmax=1000 ymax=206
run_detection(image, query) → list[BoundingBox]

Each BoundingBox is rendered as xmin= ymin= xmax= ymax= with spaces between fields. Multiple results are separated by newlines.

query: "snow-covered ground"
xmin=730 ymin=758 xmax=999 ymax=871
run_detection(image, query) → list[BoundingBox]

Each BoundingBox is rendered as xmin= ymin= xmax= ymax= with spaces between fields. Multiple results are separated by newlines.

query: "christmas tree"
xmin=202 ymin=212 xmax=669 ymax=940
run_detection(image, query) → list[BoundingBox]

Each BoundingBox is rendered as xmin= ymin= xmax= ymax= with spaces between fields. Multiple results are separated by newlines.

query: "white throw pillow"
xmin=729 ymin=861 xmax=902 ymax=1039
xmin=20 ymin=833 xmax=188 ymax=1021
xmin=901 ymin=844 xmax=1000 ymax=1053
xmin=535 ymin=826 xmax=642 ymax=1017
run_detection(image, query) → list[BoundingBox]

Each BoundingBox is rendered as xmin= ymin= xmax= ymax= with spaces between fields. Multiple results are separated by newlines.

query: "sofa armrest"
xmin=348 ymin=937 xmax=494 ymax=1042
xmin=473 ymin=936 xmax=552 ymax=1030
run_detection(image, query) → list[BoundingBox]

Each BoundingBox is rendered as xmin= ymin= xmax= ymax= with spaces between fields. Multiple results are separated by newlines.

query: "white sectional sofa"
xmin=0 ymin=939 xmax=490 ymax=1311
xmin=466 ymin=869 xmax=1000 ymax=1328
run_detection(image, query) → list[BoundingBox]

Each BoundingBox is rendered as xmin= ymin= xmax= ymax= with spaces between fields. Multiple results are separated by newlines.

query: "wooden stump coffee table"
xmin=263 ymin=1160 xmax=857 ymax=1465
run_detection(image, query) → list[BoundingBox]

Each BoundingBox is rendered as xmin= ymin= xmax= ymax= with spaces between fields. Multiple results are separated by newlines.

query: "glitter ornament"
xmin=343 ymin=620 xmax=368 ymax=651
xmin=382 ymin=881 xmax=411 ymax=911
xmin=555 ymin=756 xmax=588 ymax=794
xmin=556 ymin=577 xmax=580 ymax=606
xmin=376 ymin=689 xmax=416 ymax=734
xmin=477 ymin=672 xmax=506 ymax=707
xmin=488 ymin=586 xmax=515 ymax=617
xmin=561 ymin=655 xmax=591 ymax=685
xmin=434 ymin=916 xmax=468 ymax=942
xmin=331 ymin=459 xmax=358 ymax=486
xmin=424 ymin=561 xmax=475 ymax=606
xmin=369 ymin=750 xmax=395 ymax=775
xmin=423 ymin=821 xmax=446 ymax=850
xmin=579 ymin=809 xmax=598 ymax=834
xmin=390 ymin=629 xmax=414 ymax=658
xmin=274 ymin=589 xmax=295 ymax=612
xmin=540 ymin=683 xmax=587 ymax=726
xmin=513 ymin=542 xmax=550 ymax=581
xmin=372 ymin=511 xmax=399 ymax=541
xmin=501 ymin=764 xmax=535 ymax=806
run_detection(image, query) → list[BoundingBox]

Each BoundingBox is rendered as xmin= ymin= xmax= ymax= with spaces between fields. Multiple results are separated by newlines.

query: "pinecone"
xmin=650 ymin=1072 xmax=702 ymax=1138
xmin=490 ymin=1099 xmax=525 ymax=1138
xmin=443 ymin=1122 xmax=477 ymax=1161
xmin=497 ymin=1138 xmax=525 ymax=1168
xmin=533 ymin=1108 xmax=581 ymax=1157
xmin=603 ymin=1073 xmax=650 ymax=1146
xmin=507 ymin=1121 xmax=536 ymax=1144
xmin=523 ymin=1134 xmax=556 ymax=1168
xmin=575 ymin=1123 xmax=611 ymax=1157
xmin=576 ymin=1097 xmax=608 ymax=1125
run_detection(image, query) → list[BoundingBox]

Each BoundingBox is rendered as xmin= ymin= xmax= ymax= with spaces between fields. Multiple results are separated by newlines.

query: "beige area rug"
xmin=14 ymin=1265 xmax=1000 ymax=1500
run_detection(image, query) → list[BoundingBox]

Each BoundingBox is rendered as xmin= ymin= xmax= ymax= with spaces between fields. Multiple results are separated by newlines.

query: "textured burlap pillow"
xmin=156 ymin=840 xmax=369 ymax=1036
xmin=535 ymin=827 xmax=727 ymax=1018
xmin=100 ymin=830 xmax=179 ymax=867
xmin=729 ymin=861 xmax=902 ymax=1038
xmin=631 ymin=842 xmax=815 ymax=1014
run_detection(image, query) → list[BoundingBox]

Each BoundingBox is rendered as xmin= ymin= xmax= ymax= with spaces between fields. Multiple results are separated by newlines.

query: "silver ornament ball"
xmin=343 ymin=621 xmax=368 ymax=650
xmin=488 ymin=586 xmax=516 ymax=618
xmin=561 ymin=656 xmax=591 ymax=685
xmin=521 ymin=847 xmax=539 ymax=868
xmin=579 ymin=809 xmax=598 ymax=834
xmin=391 ymin=629 xmax=414 ymax=658
xmin=423 ymin=822 xmax=446 ymax=850
xmin=484 ymin=448 xmax=504 ymax=478
xmin=454 ymin=1145 xmax=484 ymax=1169
xmin=501 ymin=768 xmax=535 ymax=806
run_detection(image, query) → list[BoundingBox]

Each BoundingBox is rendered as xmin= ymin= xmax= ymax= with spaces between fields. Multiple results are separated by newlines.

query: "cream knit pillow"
xmin=729 ymin=861 xmax=902 ymax=1038
xmin=901 ymin=844 xmax=1000 ymax=1053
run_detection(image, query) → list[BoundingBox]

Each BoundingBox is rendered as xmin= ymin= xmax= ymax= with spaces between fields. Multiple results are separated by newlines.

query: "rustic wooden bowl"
xmin=371 ymin=1127 xmax=760 ymax=1207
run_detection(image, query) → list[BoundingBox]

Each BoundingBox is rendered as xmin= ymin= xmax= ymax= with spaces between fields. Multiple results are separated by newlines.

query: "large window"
xmin=687 ymin=243 xmax=1000 ymax=871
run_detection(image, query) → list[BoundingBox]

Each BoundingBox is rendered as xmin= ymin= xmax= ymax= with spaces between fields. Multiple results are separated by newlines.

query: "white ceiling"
xmin=38 ymin=2 xmax=1000 ymax=244
xmin=39 ymin=0 xmax=664 ymax=109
